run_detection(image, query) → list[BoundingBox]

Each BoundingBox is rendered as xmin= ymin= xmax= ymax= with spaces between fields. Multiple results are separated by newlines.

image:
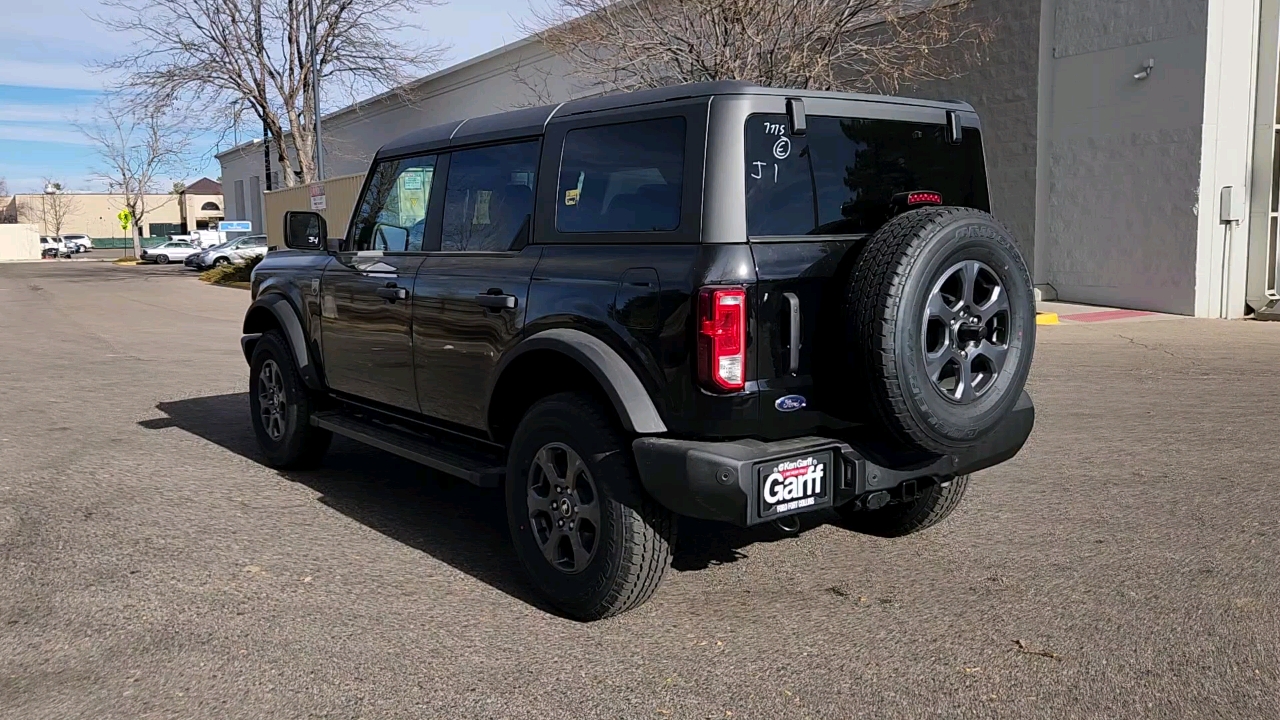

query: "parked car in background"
xmin=139 ymin=240 xmax=201 ymax=264
xmin=59 ymin=234 xmax=92 ymax=253
xmin=191 ymin=235 xmax=268 ymax=269
xmin=186 ymin=238 xmax=235 ymax=269
xmin=188 ymin=230 xmax=228 ymax=248
xmin=39 ymin=237 xmax=69 ymax=258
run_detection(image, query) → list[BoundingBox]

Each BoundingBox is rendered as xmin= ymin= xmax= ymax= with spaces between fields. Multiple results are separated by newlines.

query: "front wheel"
xmin=154 ymin=254 xmax=169 ymax=265
xmin=213 ymin=256 xmax=230 ymax=267
xmin=248 ymin=330 xmax=331 ymax=469
xmin=506 ymin=392 xmax=675 ymax=621
xmin=835 ymin=475 xmax=970 ymax=538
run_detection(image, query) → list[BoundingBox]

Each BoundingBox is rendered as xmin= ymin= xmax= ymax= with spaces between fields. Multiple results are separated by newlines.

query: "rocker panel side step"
xmin=310 ymin=411 xmax=505 ymax=487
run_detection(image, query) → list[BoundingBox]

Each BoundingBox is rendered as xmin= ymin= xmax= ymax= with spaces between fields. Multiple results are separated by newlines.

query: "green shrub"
xmin=201 ymin=254 xmax=264 ymax=285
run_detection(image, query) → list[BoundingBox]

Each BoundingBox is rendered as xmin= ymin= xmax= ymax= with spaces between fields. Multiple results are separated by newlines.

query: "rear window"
xmin=556 ymin=117 xmax=685 ymax=233
xmin=745 ymin=114 xmax=989 ymax=237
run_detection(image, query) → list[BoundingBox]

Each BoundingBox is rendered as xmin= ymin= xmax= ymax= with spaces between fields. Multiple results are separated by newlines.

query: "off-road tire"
xmin=836 ymin=475 xmax=970 ymax=537
xmin=248 ymin=330 xmax=331 ymax=469
xmin=506 ymin=392 xmax=675 ymax=621
xmin=838 ymin=207 xmax=1034 ymax=455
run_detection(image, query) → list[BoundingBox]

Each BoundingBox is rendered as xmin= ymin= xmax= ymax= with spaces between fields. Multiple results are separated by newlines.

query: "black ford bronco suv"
xmin=242 ymin=81 xmax=1035 ymax=620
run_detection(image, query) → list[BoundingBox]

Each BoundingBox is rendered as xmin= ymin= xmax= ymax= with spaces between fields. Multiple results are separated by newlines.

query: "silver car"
xmin=192 ymin=235 xmax=268 ymax=269
xmin=139 ymin=240 xmax=202 ymax=264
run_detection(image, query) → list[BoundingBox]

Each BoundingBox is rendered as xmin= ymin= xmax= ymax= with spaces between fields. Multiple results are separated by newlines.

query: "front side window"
xmin=349 ymin=154 xmax=438 ymax=252
xmin=440 ymin=141 xmax=540 ymax=252
xmin=556 ymin=117 xmax=685 ymax=233
xmin=745 ymin=114 xmax=989 ymax=237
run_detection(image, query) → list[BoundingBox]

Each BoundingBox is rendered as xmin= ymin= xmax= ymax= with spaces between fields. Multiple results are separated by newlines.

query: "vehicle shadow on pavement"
xmin=141 ymin=393 xmax=807 ymax=608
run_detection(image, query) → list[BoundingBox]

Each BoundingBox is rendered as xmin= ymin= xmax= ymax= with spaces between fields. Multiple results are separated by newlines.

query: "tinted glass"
xmin=440 ymin=141 xmax=539 ymax=252
xmin=556 ymin=117 xmax=685 ymax=233
xmin=745 ymin=114 xmax=989 ymax=237
xmin=349 ymin=155 xmax=438 ymax=251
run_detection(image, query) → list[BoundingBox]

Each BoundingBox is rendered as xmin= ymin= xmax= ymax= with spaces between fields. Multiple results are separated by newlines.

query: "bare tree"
xmin=95 ymin=0 xmax=447 ymax=187
xmin=0 ymin=178 xmax=13 ymax=224
xmin=523 ymin=0 xmax=993 ymax=95
xmin=17 ymin=180 xmax=80 ymax=237
xmin=80 ymin=102 xmax=192 ymax=258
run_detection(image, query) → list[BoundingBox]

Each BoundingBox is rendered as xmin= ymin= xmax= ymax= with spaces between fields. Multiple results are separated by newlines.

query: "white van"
xmin=188 ymin=230 xmax=227 ymax=248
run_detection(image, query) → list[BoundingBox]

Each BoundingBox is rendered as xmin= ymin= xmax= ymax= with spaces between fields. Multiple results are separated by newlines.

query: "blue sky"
xmin=0 ymin=0 xmax=536 ymax=194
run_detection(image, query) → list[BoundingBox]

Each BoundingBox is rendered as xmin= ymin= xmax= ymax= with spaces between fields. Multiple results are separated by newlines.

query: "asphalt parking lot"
xmin=1 ymin=260 xmax=1278 ymax=719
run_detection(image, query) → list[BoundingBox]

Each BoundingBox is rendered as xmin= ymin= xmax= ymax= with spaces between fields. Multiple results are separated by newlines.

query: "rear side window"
xmin=441 ymin=141 xmax=539 ymax=252
xmin=557 ymin=117 xmax=685 ymax=233
xmin=745 ymin=114 xmax=989 ymax=237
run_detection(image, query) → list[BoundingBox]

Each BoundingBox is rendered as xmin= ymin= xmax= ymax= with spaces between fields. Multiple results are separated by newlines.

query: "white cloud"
xmin=0 ymin=104 xmax=81 ymax=124
xmin=0 ymin=124 xmax=94 ymax=145
xmin=0 ymin=59 xmax=115 ymax=91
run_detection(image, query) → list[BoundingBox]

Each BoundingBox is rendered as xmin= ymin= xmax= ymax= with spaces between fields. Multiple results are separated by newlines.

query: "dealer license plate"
xmin=756 ymin=450 xmax=835 ymax=519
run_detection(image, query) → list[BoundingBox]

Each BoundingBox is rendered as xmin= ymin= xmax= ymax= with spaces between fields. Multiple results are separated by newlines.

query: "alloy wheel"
xmin=257 ymin=359 xmax=287 ymax=440
xmin=526 ymin=442 xmax=601 ymax=574
xmin=921 ymin=260 xmax=1011 ymax=403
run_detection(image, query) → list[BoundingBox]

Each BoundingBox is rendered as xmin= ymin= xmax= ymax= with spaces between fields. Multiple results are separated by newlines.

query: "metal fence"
xmin=89 ymin=237 xmax=171 ymax=249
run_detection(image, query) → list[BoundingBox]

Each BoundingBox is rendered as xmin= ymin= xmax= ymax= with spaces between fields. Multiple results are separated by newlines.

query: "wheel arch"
xmin=241 ymin=292 xmax=323 ymax=391
xmin=487 ymin=328 xmax=667 ymax=445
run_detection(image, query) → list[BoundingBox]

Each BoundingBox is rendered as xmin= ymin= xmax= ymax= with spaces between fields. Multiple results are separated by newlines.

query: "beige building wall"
xmin=263 ymin=173 xmax=364 ymax=247
xmin=6 ymin=193 xmax=183 ymax=238
xmin=182 ymin=193 xmax=225 ymax=230
xmin=0 ymin=224 xmax=40 ymax=261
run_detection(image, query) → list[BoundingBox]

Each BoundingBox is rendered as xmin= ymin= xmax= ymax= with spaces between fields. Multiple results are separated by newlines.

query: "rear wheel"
xmin=248 ymin=330 xmax=331 ymax=469
xmin=506 ymin=392 xmax=675 ymax=620
xmin=836 ymin=475 xmax=970 ymax=537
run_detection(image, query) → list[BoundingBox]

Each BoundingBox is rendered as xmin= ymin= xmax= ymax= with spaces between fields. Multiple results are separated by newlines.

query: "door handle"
xmin=783 ymin=292 xmax=801 ymax=373
xmin=375 ymin=284 xmax=408 ymax=302
xmin=474 ymin=292 xmax=518 ymax=310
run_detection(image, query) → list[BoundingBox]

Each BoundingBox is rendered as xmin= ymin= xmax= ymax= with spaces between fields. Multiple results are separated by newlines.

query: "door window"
xmin=556 ymin=117 xmax=685 ymax=233
xmin=440 ymin=141 xmax=539 ymax=252
xmin=744 ymin=114 xmax=990 ymax=237
xmin=349 ymin=155 xmax=438 ymax=252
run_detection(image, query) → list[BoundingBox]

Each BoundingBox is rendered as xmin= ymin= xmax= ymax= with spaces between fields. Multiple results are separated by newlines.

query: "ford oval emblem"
xmin=775 ymin=395 xmax=807 ymax=412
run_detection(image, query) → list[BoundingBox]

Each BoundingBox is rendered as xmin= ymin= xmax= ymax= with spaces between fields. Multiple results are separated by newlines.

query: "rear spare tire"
xmin=838 ymin=207 xmax=1034 ymax=455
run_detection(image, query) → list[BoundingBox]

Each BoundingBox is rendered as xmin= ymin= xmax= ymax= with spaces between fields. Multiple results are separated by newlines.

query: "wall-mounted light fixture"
xmin=1134 ymin=58 xmax=1155 ymax=81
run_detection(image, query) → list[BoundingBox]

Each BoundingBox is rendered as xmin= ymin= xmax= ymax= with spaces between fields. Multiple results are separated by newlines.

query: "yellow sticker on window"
xmin=564 ymin=188 xmax=580 ymax=206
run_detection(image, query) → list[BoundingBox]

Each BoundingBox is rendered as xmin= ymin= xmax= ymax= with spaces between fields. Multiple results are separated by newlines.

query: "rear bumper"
xmin=632 ymin=391 xmax=1034 ymax=527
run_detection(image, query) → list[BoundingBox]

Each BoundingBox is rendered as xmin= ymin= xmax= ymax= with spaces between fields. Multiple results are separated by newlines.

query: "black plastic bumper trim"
xmin=633 ymin=391 xmax=1034 ymax=526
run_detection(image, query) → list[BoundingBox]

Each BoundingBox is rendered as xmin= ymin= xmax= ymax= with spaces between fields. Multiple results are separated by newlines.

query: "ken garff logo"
xmin=774 ymin=395 xmax=807 ymax=412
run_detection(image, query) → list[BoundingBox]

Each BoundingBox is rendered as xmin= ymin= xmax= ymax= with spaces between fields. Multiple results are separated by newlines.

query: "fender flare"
xmin=494 ymin=328 xmax=667 ymax=434
xmin=241 ymin=293 xmax=323 ymax=391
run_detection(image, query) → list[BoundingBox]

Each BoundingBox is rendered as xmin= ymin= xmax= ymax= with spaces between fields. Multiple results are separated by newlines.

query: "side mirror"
xmin=284 ymin=211 xmax=327 ymax=251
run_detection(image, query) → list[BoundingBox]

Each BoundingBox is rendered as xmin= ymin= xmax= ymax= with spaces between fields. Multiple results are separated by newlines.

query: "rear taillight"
xmin=697 ymin=287 xmax=747 ymax=392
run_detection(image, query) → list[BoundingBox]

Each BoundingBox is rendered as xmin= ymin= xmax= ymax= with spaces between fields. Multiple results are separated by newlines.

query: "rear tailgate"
xmin=744 ymin=109 xmax=990 ymax=429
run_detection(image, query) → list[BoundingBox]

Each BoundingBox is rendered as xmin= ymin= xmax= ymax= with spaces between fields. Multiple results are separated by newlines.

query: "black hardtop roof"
xmin=375 ymin=81 xmax=975 ymax=160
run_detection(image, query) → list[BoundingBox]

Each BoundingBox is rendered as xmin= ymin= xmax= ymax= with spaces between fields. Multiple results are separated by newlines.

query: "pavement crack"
xmin=1115 ymin=334 xmax=1199 ymax=365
